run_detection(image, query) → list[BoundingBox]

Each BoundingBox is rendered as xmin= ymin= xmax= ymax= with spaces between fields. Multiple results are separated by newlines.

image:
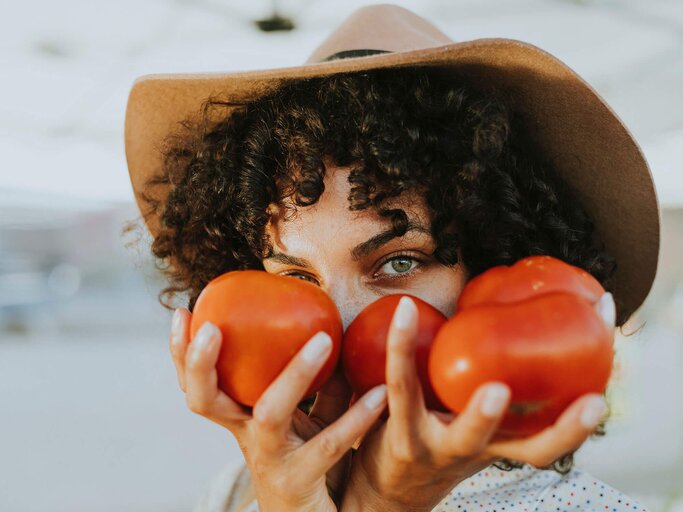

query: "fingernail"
xmin=364 ymin=384 xmax=387 ymax=410
xmin=480 ymin=383 xmax=510 ymax=418
xmin=580 ymin=396 xmax=606 ymax=429
xmin=302 ymin=332 xmax=332 ymax=363
xmin=595 ymin=292 xmax=616 ymax=329
xmin=393 ymin=296 xmax=416 ymax=330
xmin=194 ymin=322 xmax=219 ymax=351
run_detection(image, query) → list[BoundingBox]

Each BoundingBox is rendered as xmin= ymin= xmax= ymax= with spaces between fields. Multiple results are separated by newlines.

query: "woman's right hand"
xmin=169 ymin=307 xmax=387 ymax=512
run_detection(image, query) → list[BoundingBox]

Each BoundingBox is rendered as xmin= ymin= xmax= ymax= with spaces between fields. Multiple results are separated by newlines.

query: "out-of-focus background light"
xmin=1 ymin=1 xmax=681 ymax=511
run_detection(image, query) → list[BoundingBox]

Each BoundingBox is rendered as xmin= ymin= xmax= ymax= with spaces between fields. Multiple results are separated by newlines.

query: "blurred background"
xmin=1 ymin=0 xmax=682 ymax=510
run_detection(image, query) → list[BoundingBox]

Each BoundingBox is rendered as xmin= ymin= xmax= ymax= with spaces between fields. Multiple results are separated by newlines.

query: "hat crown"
xmin=305 ymin=4 xmax=453 ymax=63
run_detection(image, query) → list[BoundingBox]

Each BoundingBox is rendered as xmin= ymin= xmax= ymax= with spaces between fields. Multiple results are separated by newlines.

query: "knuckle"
xmin=457 ymin=428 xmax=490 ymax=457
xmin=390 ymin=439 xmax=421 ymax=463
xmin=186 ymin=352 xmax=207 ymax=372
xmin=317 ymin=433 xmax=342 ymax=459
xmin=450 ymin=441 xmax=483 ymax=459
xmin=169 ymin=340 xmax=183 ymax=361
xmin=169 ymin=352 xmax=180 ymax=367
xmin=289 ymin=363 xmax=314 ymax=385
xmin=389 ymin=336 xmax=413 ymax=358
xmin=252 ymin=407 xmax=278 ymax=432
xmin=186 ymin=395 xmax=211 ymax=416
xmin=386 ymin=375 xmax=409 ymax=396
xmin=185 ymin=355 xmax=200 ymax=371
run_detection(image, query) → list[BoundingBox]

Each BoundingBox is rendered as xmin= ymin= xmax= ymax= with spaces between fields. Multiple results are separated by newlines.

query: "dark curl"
xmin=125 ymin=67 xmax=620 ymax=474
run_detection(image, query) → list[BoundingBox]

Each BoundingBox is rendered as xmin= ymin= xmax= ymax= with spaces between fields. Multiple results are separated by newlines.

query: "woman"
xmin=124 ymin=5 xmax=658 ymax=511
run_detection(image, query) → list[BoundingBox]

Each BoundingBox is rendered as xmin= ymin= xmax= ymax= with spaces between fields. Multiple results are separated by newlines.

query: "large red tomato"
xmin=428 ymin=256 xmax=613 ymax=437
xmin=343 ymin=294 xmax=448 ymax=412
xmin=189 ymin=270 xmax=343 ymax=407
xmin=457 ymin=255 xmax=605 ymax=309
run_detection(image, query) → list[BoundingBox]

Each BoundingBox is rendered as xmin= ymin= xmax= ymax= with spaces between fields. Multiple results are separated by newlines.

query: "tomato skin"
xmin=429 ymin=255 xmax=613 ymax=437
xmin=429 ymin=292 xmax=613 ymax=437
xmin=342 ymin=294 xmax=448 ymax=412
xmin=457 ymin=255 xmax=605 ymax=311
xmin=189 ymin=270 xmax=343 ymax=407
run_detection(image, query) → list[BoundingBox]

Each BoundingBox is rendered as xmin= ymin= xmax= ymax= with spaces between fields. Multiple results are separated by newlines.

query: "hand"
xmin=169 ymin=307 xmax=388 ymax=512
xmin=341 ymin=295 xmax=613 ymax=512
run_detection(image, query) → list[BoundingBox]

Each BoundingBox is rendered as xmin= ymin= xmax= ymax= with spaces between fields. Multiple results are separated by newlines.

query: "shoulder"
xmin=192 ymin=459 xmax=251 ymax=512
xmin=434 ymin=464 xmax=650 ymax=512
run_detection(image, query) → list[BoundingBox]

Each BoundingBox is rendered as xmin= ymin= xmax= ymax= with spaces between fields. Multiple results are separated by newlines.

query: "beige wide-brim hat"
xmin=125 ymin=3 xmax=660 ymax=324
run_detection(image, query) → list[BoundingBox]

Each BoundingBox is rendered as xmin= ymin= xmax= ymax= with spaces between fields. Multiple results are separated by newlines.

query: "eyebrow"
xmin=264 ymin=222 xmax=432 ymax=269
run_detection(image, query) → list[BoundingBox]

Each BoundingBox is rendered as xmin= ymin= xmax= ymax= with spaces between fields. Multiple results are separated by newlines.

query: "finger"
xmin=309 ymin=366 xmax=353 ymax=427
xmin=169 ymin=308 xmax=191 ymax=392
xmin=251 ymin=332 xmax=333 ymax=447
xmin=184 ymin=321 xmax=250 ymax=426
xmin=385 ymin=296 xmax=425 ymax=434
xmin=595 ymin=292 xmax=616 ymax=334
xmin=484 ymin=393 xmax=607 ymax=468
xmin=297 ymin=384 xmax=388 ymax=479
xmin=437 ymin=382 xmax=510 ymax=458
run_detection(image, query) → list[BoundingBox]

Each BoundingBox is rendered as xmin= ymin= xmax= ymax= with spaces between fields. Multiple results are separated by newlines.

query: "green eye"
xmin=390 ymin=258 xmax=414 ymax=273
xmin=378 ymin=255 xmax=421 ymax=278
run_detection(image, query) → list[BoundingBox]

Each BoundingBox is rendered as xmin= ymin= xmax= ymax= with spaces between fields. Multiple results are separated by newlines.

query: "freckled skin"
xmin=262 ymin=162 xmax=469 ymax=330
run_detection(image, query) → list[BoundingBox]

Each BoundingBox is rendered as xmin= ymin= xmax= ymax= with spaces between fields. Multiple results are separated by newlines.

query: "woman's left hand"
xmin=340 ymin=296 xmax=612 ymax=512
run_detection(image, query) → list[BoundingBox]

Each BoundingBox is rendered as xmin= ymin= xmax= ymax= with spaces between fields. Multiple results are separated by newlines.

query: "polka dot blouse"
xmin=431 ymin=464 xmax=649 ymax=512
xmin=193 ymin=461 xmax=650 ymax=512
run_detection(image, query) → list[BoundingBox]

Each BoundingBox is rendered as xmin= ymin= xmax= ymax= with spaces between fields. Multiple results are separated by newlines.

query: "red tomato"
xmin=190 ymin=270 xmax=343 ymax=407
xmin=343 ymin=294 xmax=448 ymax=412
xmin=457 ymin=255 xmax=605 ymax=310
xmin=428 ymin=256 xmax=613 ymax=437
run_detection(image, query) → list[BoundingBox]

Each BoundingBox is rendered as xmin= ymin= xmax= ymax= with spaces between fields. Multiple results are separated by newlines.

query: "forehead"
xmin=265 ymin=165 xmax=432 ymax=247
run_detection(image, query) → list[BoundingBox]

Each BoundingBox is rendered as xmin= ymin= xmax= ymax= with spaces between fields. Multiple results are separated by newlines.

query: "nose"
xmin=325 ymin=279 xmax=372 ymax=331
xmin=334 ymin=295 xmax=366 ymax=332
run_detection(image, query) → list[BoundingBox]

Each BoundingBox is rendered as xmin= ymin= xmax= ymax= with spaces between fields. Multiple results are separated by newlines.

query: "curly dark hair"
xmin=124 ymin=66 xmax=620 ymax=474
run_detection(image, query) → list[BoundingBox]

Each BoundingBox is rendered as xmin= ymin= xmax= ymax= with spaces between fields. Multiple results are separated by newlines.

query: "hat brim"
xmin=125 ymin=37 xmax=660 ymax=323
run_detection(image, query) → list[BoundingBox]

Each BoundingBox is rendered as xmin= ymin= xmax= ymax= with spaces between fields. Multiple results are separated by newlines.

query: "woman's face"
xmin=263 ymin=163 xmax=469 ymax=329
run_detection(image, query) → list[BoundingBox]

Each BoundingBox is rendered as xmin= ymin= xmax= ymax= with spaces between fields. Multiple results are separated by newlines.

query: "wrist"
xmin=342 ymin=492 xmax=427 ymax=512
xmin=341 ymin=490 xmax=401 ymax=512
xmin=339 ymin=471 xmax=391 ymax=512
xmin=340 ymin=464 xmax=420 ymax=512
